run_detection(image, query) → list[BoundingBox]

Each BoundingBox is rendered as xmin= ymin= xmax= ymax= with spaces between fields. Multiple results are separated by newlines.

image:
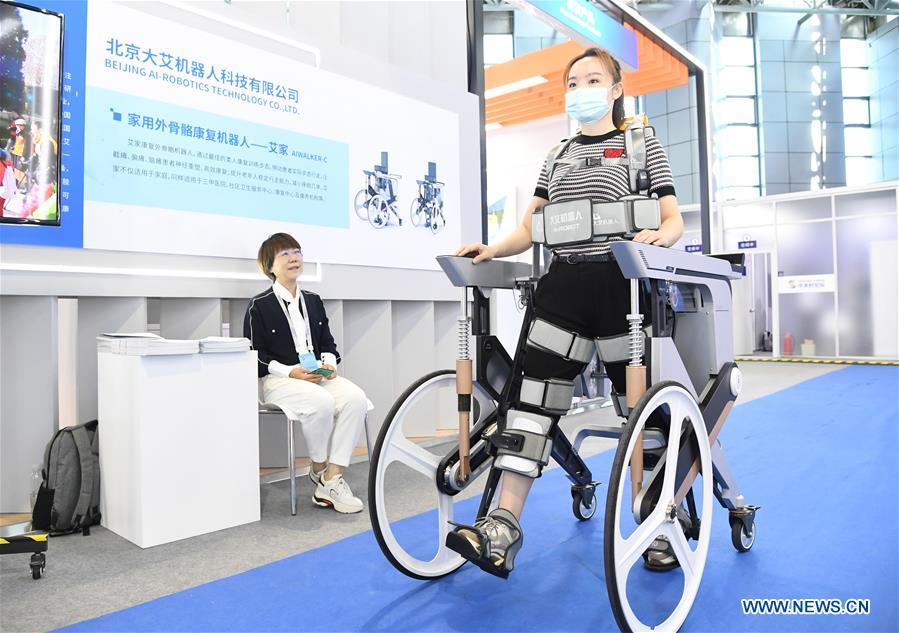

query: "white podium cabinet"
xmin=97 ymin=350 xmax=260 ymax=548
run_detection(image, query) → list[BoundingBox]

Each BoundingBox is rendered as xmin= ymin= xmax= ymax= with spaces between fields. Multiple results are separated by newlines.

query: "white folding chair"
xmin=258 ymin=399 xmax=374 ymax=515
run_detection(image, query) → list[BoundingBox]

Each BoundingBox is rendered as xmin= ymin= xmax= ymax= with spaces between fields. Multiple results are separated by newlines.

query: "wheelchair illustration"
xmin=353 ymin=151 xmax=403 ymax=229
xmin=368 ymin=232 xmax=759 ymax=632
xmin=410 ymin=162 xmax=446 ymax=234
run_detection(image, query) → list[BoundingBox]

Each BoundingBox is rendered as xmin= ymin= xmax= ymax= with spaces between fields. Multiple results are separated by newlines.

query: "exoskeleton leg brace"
xmin=492 ymin=312 xmax=654 ymax=479
xmin=491 ymin=317 xmax=594 ymax=478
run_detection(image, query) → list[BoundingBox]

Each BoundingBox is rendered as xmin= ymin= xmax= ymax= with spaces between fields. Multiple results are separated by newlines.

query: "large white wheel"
xmin=353 ymin=189 xmax=369 ymax=220
xmin=410 ymin=198 xmax=425 ymax=226
xmin=604 ymin=381 xmax=713 ymax=632
xmin=368 ymin=370 xmax=497 ymax=579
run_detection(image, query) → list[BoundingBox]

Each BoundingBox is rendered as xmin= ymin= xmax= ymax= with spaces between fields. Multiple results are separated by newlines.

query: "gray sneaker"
xmin=446 ymin=508 xmax=523 ymax=578
xmin=309 ymin=465 xmax=326 ymax=487
xmin=644 ymin=504 xmax=694 ymax=572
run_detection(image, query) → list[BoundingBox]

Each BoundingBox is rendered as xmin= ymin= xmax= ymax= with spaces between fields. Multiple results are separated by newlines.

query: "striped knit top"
xmin=534 ymin=129 xmax=676 ymax=256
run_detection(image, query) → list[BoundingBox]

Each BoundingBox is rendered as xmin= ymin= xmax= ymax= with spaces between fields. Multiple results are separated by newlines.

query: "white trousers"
xmin=261 ymin=374 xmax=367 ymax=467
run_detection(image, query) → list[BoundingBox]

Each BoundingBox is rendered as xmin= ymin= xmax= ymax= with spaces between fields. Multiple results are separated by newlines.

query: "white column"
xmin=0 ymin=296 xmax=58 ymax=512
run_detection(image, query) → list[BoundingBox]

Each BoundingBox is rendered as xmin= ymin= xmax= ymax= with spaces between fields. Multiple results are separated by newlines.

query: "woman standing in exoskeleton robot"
xmin=450 ymin=47 xmax=685 ymax=576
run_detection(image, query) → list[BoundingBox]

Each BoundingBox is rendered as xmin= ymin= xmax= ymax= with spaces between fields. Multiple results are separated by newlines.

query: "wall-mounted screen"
xmin=0 ymin=1 xmax=63 ymax=225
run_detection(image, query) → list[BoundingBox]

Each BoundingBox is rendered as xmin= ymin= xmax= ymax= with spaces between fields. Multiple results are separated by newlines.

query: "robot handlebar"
xmin=436 ymin=255 xmax=533 ymax=290
xmin=610 ymin=241 xmax=745 ymax=282
xmin=436 ymin=241 xmax=743 ymax=293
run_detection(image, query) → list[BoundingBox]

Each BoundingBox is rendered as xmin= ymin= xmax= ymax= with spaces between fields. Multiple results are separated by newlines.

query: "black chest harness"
xmin=532 ymin=116 xmax=660 ymax=249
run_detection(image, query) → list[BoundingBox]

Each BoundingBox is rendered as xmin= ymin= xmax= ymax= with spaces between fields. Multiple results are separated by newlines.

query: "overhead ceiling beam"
xmin=713 ymin=2 xmax=899 ymax=15
xmin=593 ymin=0 xmax=707 ymax=72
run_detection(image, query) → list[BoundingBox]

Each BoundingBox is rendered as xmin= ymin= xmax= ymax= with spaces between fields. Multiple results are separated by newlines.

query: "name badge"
xmin=299 ymin=352 xmax=318 ymax=370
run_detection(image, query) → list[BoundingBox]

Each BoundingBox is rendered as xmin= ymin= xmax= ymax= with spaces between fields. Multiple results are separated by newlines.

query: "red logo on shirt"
xmin=603 ymin=148 xmax=625 ymax=158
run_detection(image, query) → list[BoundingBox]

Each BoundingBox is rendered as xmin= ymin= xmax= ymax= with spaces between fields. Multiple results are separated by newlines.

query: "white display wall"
xmin=82 ymin=1 xmax=463 ymax=270
xmin=0 ymin=0 xmax=481 ymax=512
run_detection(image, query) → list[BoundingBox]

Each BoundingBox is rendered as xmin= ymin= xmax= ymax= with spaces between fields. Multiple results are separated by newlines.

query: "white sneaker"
xmin=313 ymin=475 xmax=363 ymax=514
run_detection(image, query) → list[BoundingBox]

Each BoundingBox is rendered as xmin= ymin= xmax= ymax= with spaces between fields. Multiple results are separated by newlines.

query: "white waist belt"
xmin=532 ymin=198 xmax=661 ymax=248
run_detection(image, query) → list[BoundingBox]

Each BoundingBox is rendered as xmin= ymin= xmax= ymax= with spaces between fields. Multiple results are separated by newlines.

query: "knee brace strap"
xmin=519 ymin=376 xmax=575 ymax=414
xmin=493 ymin=410 xmax=553 ymax=478
xmin=595 ymin=326 xmax=652 ymax=363
xmin=527 ymin=318 xmax=595 ymax=364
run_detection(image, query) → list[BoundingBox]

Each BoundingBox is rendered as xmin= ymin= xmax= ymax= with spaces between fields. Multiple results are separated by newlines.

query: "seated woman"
xmin=244 ymin=232 xmax=368 ymax=514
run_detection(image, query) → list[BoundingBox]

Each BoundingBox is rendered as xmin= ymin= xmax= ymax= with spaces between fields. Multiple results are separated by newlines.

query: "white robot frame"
xmin=368 ymin=240 xmax=759 ymax=633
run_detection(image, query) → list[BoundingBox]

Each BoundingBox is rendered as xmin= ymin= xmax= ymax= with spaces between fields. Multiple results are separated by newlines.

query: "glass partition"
xmin=776 ymin=196 xmax=832 ymax=223
xmin=834 ymin=188 xmax=896 ymax=218
xmin=836 ymin=213 xmax=898 ymax=357
xmin=718 ymin=183 xmax=897 ymax=359
xmin=778 ymin=293 xmax=837 ymax=357
xmin=776 ymin=221 xmax=835 ymax=276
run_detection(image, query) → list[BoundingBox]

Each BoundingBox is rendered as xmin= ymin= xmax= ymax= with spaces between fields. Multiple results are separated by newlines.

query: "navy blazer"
xmin=243 ymin=287 xmax=341 ymax=378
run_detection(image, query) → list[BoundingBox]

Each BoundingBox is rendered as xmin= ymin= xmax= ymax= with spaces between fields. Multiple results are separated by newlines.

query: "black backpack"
xmin=32 ymin=420 xmax=101 ymax=535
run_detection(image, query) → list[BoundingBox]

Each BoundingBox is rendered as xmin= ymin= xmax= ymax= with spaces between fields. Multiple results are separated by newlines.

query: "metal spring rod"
xmin=628 ymin=279 xmax=643 ymax=366
xmin=457 ymin=316 xmax=471 ymax=360
xmin=458 ymin=287 xmax=471 ymax=360
xmin=456 ymin=287 xmax=473 ymax=483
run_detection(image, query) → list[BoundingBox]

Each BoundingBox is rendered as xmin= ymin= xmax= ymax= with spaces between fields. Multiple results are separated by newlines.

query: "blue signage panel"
xmin=685 ymin=244 xmax=702 ymax=253
xmin=527 ymin=0 xmax=638 ymax=70
xmin=738 ymin=240 xmax=758 ymax=249
xmin=84 ymin=88 xmax=349 ymax=228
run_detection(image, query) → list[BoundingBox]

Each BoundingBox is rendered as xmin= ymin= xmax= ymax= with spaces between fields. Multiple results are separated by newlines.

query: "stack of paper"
xmin=199 ymin=337 xmax=252 ymax=353
xmin=97 ymin=333 xmax=199 ymax=356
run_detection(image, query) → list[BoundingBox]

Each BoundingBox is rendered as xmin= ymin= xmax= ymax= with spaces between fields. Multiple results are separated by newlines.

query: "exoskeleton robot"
xmin=354 ymin=151 xmax=403 ymax=229
xmin=410 ymin=162 xmax=446 ymax=234
xmin=368 ymin=118 xmax=759 ymax=632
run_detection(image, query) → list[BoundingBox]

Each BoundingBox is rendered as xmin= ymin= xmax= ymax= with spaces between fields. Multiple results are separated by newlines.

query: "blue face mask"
xmin=565 ymin=86 xmax=611 ymax=124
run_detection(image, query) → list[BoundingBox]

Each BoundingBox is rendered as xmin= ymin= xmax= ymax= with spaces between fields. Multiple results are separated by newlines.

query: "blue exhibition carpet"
xmin=61 ymin=366 xmax=898 ymax=633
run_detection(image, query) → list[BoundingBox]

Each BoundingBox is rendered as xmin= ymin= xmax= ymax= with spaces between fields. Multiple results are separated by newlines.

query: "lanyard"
xmin=276 ymin=288 xmax=314 ymax=354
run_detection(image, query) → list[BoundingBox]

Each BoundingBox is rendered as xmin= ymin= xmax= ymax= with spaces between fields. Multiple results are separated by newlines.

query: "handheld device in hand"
xmin=311 ymin=367 xmax=334 ymax=377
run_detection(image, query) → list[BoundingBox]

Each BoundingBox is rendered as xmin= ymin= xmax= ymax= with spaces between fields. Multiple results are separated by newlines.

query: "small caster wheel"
xmin=731 ymin=519 xmax=755 ymax=552
xmin=571 ymin=485 xmax=597 ymax=521
xmin=30 ymin=553 xmax=45 ymax=580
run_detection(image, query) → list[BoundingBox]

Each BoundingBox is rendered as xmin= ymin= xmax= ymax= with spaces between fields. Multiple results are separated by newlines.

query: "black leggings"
xmin=523 ymin=259 xmax=649 ymax=392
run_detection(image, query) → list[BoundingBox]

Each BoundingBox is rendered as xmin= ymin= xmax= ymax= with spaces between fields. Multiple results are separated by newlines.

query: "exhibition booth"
xmin=1 ymin=1 xmax=896 ymax=632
